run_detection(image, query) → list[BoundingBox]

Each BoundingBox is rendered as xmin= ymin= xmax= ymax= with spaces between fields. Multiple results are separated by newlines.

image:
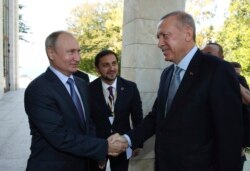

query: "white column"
xmin=121 ymin=0 xmax=186 ymax=170
xmin=0 ymin=0 xmax=4 ymax=98
xmin=8 ymin=0 xmax=19 ymax=90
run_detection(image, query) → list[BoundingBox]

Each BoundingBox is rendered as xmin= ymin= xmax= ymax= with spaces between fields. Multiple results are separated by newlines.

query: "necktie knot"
xmin=67 ymin=78 xmax=74 ymax=86
xmin=107 ymin=86 xmax=114 ymax=98
xmin=174 ymin=66 xmax=182 ymax=77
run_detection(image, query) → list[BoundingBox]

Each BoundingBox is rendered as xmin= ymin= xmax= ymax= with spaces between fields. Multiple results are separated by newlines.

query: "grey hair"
xmin=45 ymin=30 xmax=71 ymax=49
xmin=45 ymin=30 xmax=70 ymax=57
xmin=161 ymin=11 xmax=196 ymax=41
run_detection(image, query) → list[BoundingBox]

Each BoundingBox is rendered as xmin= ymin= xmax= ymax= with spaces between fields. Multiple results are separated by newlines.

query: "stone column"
xmin=0 ymin=0 xmax=4 ymax=98
xmin=121 ymin=0 xmax=186 ymax=170
xmin=8 ymin=0 xmax=18 ymax=90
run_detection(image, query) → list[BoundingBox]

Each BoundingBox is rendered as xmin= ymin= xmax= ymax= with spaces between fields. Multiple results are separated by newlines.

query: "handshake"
xmin=107 ymin=133 xmax=129 ymax=156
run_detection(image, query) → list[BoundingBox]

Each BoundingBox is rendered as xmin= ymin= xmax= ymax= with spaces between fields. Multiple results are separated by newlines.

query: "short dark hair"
xmin=230 ymin=61 xmax=242 ymax=68
xmin=207 ymin=42 xmax=224 ymax=56
xmin=94 ymin=49 xmax=118 ymax=67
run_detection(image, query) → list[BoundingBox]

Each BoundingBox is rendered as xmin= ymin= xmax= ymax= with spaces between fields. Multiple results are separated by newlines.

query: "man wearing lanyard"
xmin=89 ymin=49 xmax=143 ymax=171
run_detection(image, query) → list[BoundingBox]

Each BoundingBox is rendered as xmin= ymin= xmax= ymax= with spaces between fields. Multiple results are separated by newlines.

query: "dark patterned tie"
xmin=166 ymin=66 xmax=182 ymax=114
xmin=107 ymin=86 xmax=114 ymax=115
xmin=67 ymin=78 xmax=85 ymax=123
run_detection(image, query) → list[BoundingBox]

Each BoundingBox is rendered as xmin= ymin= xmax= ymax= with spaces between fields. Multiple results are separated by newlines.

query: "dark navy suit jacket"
xmin=89 ymin=76 xmax=143 ymax=147
xmin=24 ymin=68 xmax=107 ymax=171
xmin=127 ymin=49 xmax=243 ymax=171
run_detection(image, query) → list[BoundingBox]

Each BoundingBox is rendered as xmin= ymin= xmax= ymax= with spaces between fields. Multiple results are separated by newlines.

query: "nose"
xmin=110 ymin=64 xmax=115 ymax=71
xmin=74 ymin=52 xmax=81 ymax=62
xmin=157 ymin=37 xmax=164 ymax=49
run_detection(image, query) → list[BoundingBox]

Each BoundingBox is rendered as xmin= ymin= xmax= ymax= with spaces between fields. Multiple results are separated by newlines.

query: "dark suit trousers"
xmin=109 ymin=152 xmax=128 ymax=171
xmin=90 ymin=152 xmax=128 ymax=171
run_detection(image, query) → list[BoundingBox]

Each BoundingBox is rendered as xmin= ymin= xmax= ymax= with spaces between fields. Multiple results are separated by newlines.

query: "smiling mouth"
xmin=162 ymin=48 xmax=170 ymax=56
xmin=162 ymin=50 xmax=168 ymax=56
xmin=108 ymin=72 xmax=116 ymax=75
xmin=71 ymin=64 xmax=79 ymax=68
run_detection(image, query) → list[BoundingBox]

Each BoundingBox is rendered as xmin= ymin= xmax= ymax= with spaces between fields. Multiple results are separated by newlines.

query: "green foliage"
xmin=186 ymin=0 xmax=216 ymax=47
xmin=187 ymin=0 xmax=250 ymax=83
xmin=67 ymin=0 xmax=123 ymax=75
xmin=216 ymin=0 xmax=250 ymax=82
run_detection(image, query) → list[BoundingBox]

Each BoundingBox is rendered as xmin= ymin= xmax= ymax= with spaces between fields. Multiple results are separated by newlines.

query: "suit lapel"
xmin=46 ymin=68 xmax=88 ymax=132
xmin=96 ymin=78 xmax=112 ymax=115
xmin=166 ymin=50 xmax=202 ymax=118
xmin=92 ymin=78 xmax=113 ymax=128
xmin=114 ymin=77 xmax=126 ymax=118
xmin=74 ymin=77 xmax=89 ymax=132
xmin=160 ymin=65 xmax=174 ymax=119
xmin=46 ymin=68 xmax=72 ymax=105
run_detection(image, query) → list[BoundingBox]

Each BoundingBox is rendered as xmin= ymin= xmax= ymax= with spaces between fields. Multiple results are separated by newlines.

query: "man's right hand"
xmin=107 ymin=133 xmax=128 ymax=156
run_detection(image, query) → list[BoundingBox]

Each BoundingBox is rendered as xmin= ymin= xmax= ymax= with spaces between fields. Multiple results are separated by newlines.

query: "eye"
xmin=67 ymin=50 xmax=74 ymax=55
xmin=67 ymin=49 xmax=80 ymax=55
xmin=102 ymin=63 xmax=109 ymax=68
xmin=157 ymin=33 xmax=170 ymax=40
xmin=112 ymin=61 xmax=117 ymax=66
xmin=162 ymin=33 xmax=170 ymax=39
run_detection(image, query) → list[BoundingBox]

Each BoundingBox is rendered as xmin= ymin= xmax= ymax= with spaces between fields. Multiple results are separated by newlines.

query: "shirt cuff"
xmin=123 ymin=134 xmax=132 ymax=147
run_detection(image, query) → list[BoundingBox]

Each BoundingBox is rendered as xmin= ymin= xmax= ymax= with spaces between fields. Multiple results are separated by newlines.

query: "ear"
xmin=184 ymin=26 xmax=193 ymax=42
xmin=95 ymin=66 xmax=101 ymax=75
xmin=47 ymin=47 xmax=55 ymax=60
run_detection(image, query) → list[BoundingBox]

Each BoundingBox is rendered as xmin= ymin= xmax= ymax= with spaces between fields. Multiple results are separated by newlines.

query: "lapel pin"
xmin=189 ymin=72 xmax=194 ymax=76
xmin=121 ymin=87 xmax=124 ymax=91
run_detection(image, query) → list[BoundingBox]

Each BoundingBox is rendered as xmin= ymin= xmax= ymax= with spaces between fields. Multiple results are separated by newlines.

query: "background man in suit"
xmin=110 ymin=11 xmax=243 ymax=171
xmin=230 ymin=62 xmax=249 ymax=89
xmin=89 ymin=49 xmax=143 ymax=171
xmin=202 ymin=42 xmax=224 ymax=59
xmin=202 ymin=43 xmax=250 ymax=106
xmin=230 ymin=61 xmax=250 ymax=171
xmin=24 ymin=31 xmax=126 ymax=171
xmin=240 ymin=83 xmax=250 ymax=105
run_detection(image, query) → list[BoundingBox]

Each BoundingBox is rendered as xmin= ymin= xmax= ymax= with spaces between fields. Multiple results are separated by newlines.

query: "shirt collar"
xmin=175 ymin=46 xmax=198 ymax=71
xmin=101 ymin=78 xmax=117 ymax=91
xmin=49 ymin=66 xmax=73 ymax=84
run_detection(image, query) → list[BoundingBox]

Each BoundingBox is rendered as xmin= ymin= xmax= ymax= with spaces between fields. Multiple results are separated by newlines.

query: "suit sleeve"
xmin=130 ymin=83 xmax=143 ymax=128
xmin=127 ymin=98 xmax=157 ymax=148
xmin=127 ymin=68 xmax=168 ymax=148
xmin=24 ymin=83 xmax=108 ymax=161
xmin=210 ymin=62 xmax=243 ymax=170
xmin=130 ymin=83 xmax=144 ymax=148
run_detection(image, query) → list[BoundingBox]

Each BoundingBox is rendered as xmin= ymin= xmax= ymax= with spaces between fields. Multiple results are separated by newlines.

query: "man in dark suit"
xmin=230 ymin=61 xmax=250 ymax=171
xmin=89 ymin=49 xmax=143 ymax=171
xmin=24 ymin=31 xmax=126 ymax=171
xmin=110 ymin=11 xmax=243 ymax=171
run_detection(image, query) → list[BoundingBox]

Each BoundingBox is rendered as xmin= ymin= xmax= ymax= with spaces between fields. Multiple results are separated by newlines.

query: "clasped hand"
xmin=107 ymin=133 xmax=128 ymax=156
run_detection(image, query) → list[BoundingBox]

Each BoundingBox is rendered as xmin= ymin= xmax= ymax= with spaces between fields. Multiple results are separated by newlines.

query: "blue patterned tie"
xmin=166 ymin=66 xmax=182 ymax=113
xmin=67 ymin=78 xmax=85 ymax=123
